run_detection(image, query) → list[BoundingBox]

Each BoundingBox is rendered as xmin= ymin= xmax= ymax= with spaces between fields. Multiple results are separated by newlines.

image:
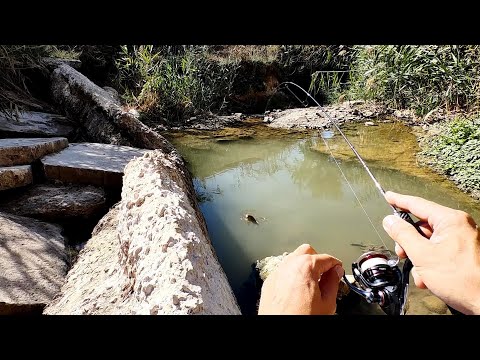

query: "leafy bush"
xmin=420 ymin=117 xmax=480 ymax=195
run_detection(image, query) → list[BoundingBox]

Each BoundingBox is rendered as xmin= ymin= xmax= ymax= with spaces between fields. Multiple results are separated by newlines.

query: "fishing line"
xmin=281 ymin=82 xmax=389 ymax=249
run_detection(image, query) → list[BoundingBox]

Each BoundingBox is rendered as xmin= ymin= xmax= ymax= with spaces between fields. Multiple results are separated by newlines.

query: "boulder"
xmin=0 ymin=184 xmax=106 ymax=221
xmin=50 ymin=63 xmax=177 ymax=155
xmin=0 ymin=212 xmax=66 ymax=314
xmin=0 ymin=137 xmax=68 ymax=166
xmin=0 ymin=165 xmax=33 ymax=191
xmin=41 ymin=142 xmax=149 ymax=187
xmin=0 ymin=111 xmax=75 ymax=138
xmin=44 ymin=150 xmax=241 ymax=314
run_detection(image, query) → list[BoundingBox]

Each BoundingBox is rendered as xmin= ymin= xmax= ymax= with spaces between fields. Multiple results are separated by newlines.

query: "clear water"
xmin=165 ymin=121 xmax=480 ymax=314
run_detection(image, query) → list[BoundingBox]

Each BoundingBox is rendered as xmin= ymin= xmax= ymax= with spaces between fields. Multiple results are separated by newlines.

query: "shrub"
xmin=420 ymin=117 xmax=480 ymax=195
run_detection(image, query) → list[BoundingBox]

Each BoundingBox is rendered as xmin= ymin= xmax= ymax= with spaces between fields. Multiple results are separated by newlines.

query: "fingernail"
xmin=334 ymin=264 xmax=344 ymax=279
xmin=383 ymin=215 xmax=397 ymax=231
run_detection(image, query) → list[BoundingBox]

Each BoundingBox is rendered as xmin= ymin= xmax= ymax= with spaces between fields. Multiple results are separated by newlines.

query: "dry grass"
xmin=206 ymin=45 xmax=280 ymax=65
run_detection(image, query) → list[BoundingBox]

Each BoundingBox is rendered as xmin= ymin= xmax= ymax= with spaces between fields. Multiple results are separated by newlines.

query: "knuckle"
xmin=454 ymin=210 xmax=473 ymax=224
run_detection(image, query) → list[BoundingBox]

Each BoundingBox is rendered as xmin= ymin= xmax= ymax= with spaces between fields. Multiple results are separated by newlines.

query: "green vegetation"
xmin=347 ymin=45 xmax=480 ymax=116
xmin=419 ymin=117 xmax=480 ymax=197
xmin=115 ymin=45 xmax=241 ymax=123
xmin=2 ymin=44 xmax=480 ymax=197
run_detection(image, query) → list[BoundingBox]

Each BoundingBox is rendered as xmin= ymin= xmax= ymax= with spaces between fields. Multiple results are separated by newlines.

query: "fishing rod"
xmin=276 ymin=81 xmax=428 ymax=315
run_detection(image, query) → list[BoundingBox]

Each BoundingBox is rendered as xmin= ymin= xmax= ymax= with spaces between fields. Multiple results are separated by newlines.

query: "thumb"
xmin=383 ymin=215 xmax=430 ymax=264
xmin=318 ymin=265 xmax=344 ymax=309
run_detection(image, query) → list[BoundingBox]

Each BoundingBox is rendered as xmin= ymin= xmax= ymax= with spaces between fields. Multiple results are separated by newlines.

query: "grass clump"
xmin=419 ymin=117 xmax=480 ymax=197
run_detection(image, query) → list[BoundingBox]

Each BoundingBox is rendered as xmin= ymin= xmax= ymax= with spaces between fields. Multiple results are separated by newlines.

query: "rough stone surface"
xmin=256 ymin=253 xmax=288 ymax=281
xmin=0 ymin=111 xmax=75 ymax=138
xmin=0 ymin=137 xmax=68 ymax=166
xmin=266 ymin=102 xmax=397 ymax=130
xmin=44 ymin=150 xmax=241 ymax=314
xmin=50 ymin=63 xmax=177 ymax=155
xmin=42 ymin=142 xmax=149 ymax=187
xmin=0 ymin=184 xmax=106 ymax=220
xmin=0 ymin=165 xmax=33 ymax=191
xmin=421 ymin=295 xmax=448 ymax=314
xmin=0 ymin=212 xmax=66 ymax=314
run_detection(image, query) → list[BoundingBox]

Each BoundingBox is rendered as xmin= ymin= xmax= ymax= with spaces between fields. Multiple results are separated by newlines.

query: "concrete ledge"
xmin=42 ymin=143 xmax=149 ymax=187
xmin=0 ymin=138 xmax=68 ymax=166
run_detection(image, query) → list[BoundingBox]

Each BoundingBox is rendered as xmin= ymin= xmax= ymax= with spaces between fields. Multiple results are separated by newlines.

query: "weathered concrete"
xmin=0 ymin=165 xmax=33 ymax=191
xmin=0 ymin=212 xmax=66 ymax=314
xmin=0 ymin=138 xmax=68 ymax=167
xmin=42 ymin=143 xmax=149 ymax=187
xmin=0 ymin=111 xmax=75 ymax=138
xmin=45 ymin=150 xmax=241 ymax=314
xmin=0 ymin=184 xmax=106 ymax=220
xmin=50 ymin=63 xmax=177 ymax=155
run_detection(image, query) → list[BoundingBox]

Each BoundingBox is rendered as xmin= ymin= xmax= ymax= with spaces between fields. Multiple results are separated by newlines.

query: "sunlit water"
xmin=165 ymin=120 xmax=480 ymax=314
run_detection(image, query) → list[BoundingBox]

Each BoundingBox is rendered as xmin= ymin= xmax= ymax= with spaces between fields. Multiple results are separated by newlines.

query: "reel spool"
xmin=343 ymin=250 xmax=409 ymax=315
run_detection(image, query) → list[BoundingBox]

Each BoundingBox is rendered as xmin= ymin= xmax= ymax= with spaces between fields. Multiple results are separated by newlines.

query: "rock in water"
xmin=422 ymin=295 xmax=448 ymax=314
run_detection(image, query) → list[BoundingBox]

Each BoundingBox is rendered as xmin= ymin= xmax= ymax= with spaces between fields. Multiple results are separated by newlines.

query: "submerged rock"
xmin=421 ymin=295 xmax=448 ymax=314
xmin=0 ymin=212 xmax=66 ymax=315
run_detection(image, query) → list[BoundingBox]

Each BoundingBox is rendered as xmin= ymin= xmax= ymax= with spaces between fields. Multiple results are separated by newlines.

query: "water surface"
xmin=165 ymin=120 xmax=480 ymax=314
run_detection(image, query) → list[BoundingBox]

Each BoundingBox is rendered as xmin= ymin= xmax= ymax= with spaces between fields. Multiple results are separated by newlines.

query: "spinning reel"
xmin=343 ymin=250 xmax=412 ymax=315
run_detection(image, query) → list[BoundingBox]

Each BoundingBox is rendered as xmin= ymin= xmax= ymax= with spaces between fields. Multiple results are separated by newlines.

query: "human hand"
xmin=258 ymin=244 xmax=344 ymax=315
xmin=382 ymin=191 xmax=480 ymax=315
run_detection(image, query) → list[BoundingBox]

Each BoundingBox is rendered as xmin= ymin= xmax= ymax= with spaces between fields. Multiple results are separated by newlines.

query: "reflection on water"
xmin=166 ymin=121 xmax=480 ymax=314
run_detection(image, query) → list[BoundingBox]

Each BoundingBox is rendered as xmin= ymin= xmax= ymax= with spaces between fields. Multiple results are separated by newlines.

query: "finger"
xmin=395 ymin=221 xmax=431 ymax=258
xmin=383 ymin=215 xmax=431 ymax=263
xmin=384 ymin=191 xmax=453 ymax=227
xmin=310 ymin=253 xmax=342 ymax=276
xmin=412 ymin=266 xmax=427 ymax=289
xmin=318 ymin=265 xmax=344 ymax=312
xmin=417 ymin=220 xmax=433 ymax=238
xmin=395 ymin=243 xmax=407 ymax=258
xmin=292 ymin=243 xmax=318 ymax=256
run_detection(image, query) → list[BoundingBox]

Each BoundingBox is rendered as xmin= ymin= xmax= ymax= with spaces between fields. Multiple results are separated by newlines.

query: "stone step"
xmin=0 ymin=211 xmax=66 ymax=315
xmin=0 ymin=137 xmax=68 ymax=167
xmin=42 ymin=142 xmax=149 ymax=187
xmin=0 ymin=111 xmax=75 ymax=138
xmin=0 ymin=165 xmax=33 ymax=191
xmin=0 ymin=184 xmax=106 ymax=221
